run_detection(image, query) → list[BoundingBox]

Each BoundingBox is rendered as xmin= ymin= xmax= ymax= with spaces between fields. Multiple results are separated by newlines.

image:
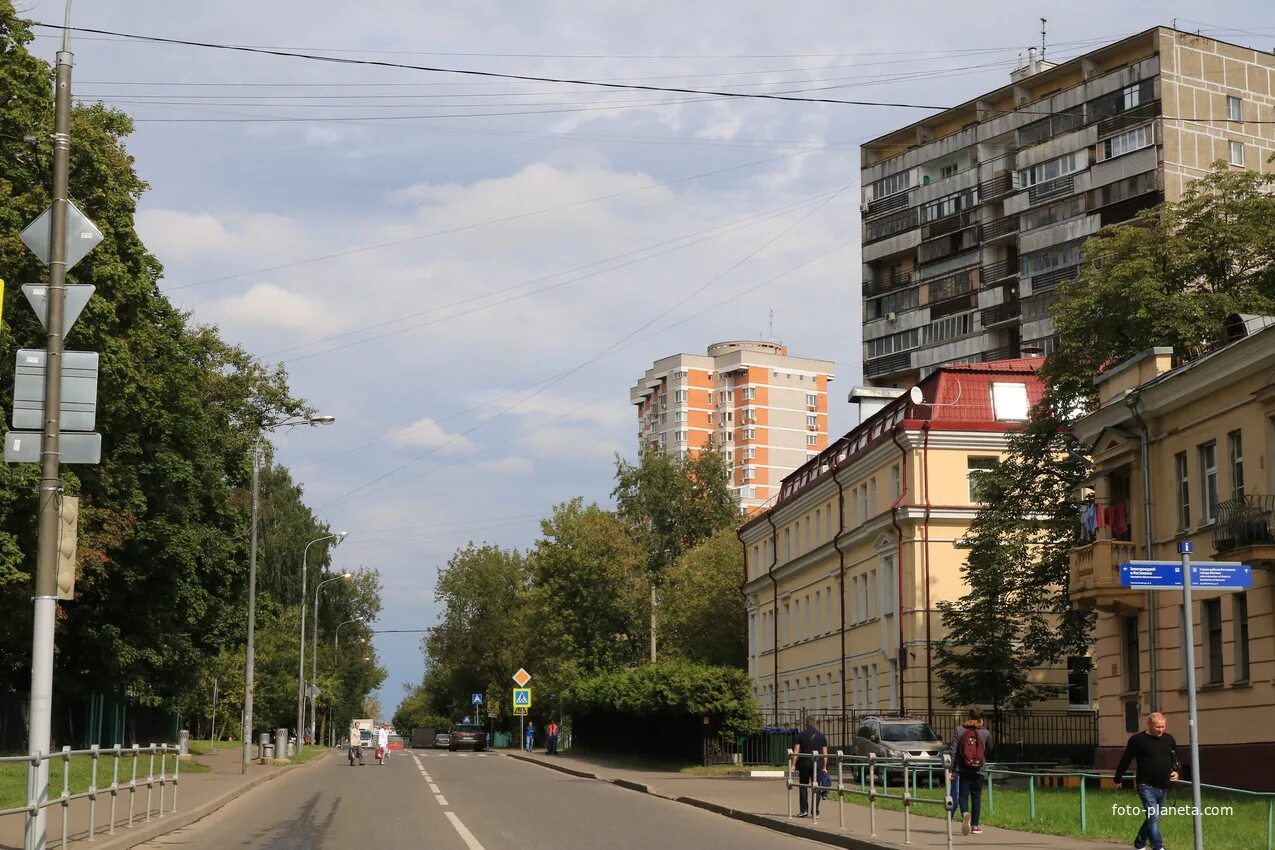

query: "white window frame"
xmin=1199 ymin=441 xmax=1218 ymax=523
xmin=1230 ymin=140 xmax=1245 ymax=167
xmin=1227 ymin=95 xmax=1243 ymax=122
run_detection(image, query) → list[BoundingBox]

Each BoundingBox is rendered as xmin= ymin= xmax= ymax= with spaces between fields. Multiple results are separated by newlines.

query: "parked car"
xmin=448 ymin=723 xmax=487 ymax=752
xmin=433 ymin=731 xmax=451 ymax=749
xmin=851 ymin=717 xmax=945 ymax=781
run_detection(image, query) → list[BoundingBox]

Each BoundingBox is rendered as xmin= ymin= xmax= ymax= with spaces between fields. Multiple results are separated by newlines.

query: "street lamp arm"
xmin=297 ymin=531 xmax=348 ymax=751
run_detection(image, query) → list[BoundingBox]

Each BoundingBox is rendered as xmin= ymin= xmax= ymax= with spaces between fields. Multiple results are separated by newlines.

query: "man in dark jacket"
xmin=1114 ymin=711 xmax=1179 ymax=850
xmin=946 ymin=706 xmax=992 ymax=835
xmin=790 ymin=717 xmax=828 ymax=818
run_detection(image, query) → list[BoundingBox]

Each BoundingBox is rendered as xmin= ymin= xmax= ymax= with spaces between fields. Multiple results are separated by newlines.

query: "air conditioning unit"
xmin=887 ymin=312 xmax=898 ymax=323
xmin=860 ymin=201 xmax=870 ymax=214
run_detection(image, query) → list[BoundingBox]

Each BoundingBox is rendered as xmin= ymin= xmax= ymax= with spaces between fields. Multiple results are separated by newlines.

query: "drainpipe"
xmin=739 ymin=532 xmax=752 ymax=704
xmin=889 ymin=425 xmax=910 ymax=715
xmin=1126 ymin=392 xmax=1158 ymax=712
xmin=921 ymin=421 xmax=934 ymax=719
xmin=831 ymin=455 xmax=849 ymax=715
xmin=766 ymin=512 xmax=780 ymax=726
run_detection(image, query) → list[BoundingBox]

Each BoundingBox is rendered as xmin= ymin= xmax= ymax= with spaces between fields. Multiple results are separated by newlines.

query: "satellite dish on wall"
xmin=909 ymin=386 xmax=925 ymax=406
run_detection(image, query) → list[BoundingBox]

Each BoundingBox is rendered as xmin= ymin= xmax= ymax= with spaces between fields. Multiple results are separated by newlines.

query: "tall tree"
xmin=612 ymin=445 xmax=739 ymax=660
xmin=658 ymin=529 xmax=747 ymax=667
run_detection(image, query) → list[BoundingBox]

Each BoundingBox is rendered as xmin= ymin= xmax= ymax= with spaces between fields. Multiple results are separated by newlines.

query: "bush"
xmin=564 ymin=660 xmax=758 ymax=737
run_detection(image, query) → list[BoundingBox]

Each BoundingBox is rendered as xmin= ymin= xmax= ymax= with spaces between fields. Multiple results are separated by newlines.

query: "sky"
xmin=20 ymin=0 xmax=1275 ymax=717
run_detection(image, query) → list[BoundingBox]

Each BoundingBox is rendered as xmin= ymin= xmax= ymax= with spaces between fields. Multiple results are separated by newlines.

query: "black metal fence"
xmin=706 ymin=709 xmax=1098 ymax=767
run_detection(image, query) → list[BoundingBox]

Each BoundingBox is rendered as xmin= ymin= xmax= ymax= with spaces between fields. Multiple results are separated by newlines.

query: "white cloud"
xmin=206 ymin=283 xmax=341 ymax=334
xmin=137 ymin=210 xmax=313 ymax=267
xmin=389 ymin=418 xmax=476 ymax=455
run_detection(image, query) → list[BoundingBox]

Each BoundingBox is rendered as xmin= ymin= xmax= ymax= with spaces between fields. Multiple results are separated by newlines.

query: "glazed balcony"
xmin=1069 ymin=538 xmax=1144 ymax=614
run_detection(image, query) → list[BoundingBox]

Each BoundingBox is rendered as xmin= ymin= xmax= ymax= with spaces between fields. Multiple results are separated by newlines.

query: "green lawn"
xmin=826 ymin=778 xmax=1274 ymax=850
xmin=0 ymin=752 xmax=208 ymax=810
xmin=186 ymin=739 xmax=240 ymax=756
xmin=289 ymin=744 xmax=332 ymax=765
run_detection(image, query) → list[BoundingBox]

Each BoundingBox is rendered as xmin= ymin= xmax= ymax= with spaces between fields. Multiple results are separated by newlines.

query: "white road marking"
xmin=428 ymin=783 xmax=441 ymax=794
xmin=435 ymin=793 xmax=449 ymax=806
xmin=445 ymin=811 xmax=485 ymax=850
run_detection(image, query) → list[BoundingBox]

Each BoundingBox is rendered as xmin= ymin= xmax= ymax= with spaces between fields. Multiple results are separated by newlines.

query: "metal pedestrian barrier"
xmin=0 ymin=743 xmax=180 ymax=848
xmin=787 ymin=749 xmax=954 ymax=848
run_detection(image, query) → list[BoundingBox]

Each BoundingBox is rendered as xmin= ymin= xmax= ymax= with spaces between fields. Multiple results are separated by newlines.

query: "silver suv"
xmin=851 ymin=716 xmax=945 ymax=764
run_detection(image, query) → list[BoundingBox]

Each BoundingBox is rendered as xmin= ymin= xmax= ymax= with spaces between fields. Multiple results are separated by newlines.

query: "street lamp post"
xmin=310 ymin=572 xmax=353 ymax=743
xmin=327 ymin=617 xmax=363 ymax=746
xmin=241 ymin=415 xmax=335 ymax=775
xmin=297 ymin=532 xmax=346 ymax=749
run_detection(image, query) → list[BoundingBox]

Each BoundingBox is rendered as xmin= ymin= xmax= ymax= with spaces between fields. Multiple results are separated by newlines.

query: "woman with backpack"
xmin=947 ymin=706 xmax=993 ymax=835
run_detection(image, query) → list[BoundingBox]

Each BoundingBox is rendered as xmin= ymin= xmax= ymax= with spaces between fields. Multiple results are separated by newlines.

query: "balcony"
xmin=863 ymin=271 xmax=914 ymax=298
xmin=1096 ymin=100 xmax=1160 ymax=138
xmin=865 ymin=191 xmax=910 ymax=219
xmin=1031 ymin=265 xmax=1081 ymax=293
xmin=981 ymin=259 xmax=1019 ymax=284
xmin=981 ymin=299 xmax=1021 ymax=328
xmin=923 ymin=210 xmax=979 ymax=240
xmin=1213 ymin=495 xmax=1275 ymax=564
xmin=1070 ymin=538 xmax=1144 ymax=613
xmin=983 ymin=215 xmax=1019 ymax=243
xmin=864 ymin=350 xmax=912 ymax=378
xmin=1028 ymin=175 xmax=1075 ymax=206
xmin=980 ymin=345 xmax=1020 ymax=363
xmin=980 ymin=171 xmax=1017 ymax=200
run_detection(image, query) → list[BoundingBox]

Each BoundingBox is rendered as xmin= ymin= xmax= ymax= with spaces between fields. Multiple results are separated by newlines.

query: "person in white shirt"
xmin=376 ymin=724 xmax=391 ymax=764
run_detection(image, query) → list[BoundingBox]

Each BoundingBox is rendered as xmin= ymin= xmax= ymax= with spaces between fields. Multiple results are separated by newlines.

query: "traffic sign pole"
xmin=1178 ymin=543 xmax=1205 ymax=850
xmin=26 ymin=17 xmax=74 ymax=850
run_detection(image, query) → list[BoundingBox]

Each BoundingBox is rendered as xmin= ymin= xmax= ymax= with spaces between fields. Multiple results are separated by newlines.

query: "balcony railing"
xmin=981 ymin=299 xmax=1021 ymax=327
xmin=864 ymin=350 xmax=912 ymax=378
xmin=863 ymin=271 xmax=914 ymax=298
xmin=980 ymin=171 xmax=1016 ymax=200
xmin=1213 ymin=494 xmax=1275 ymax=553
xmin=1031 ymin=264 xmax=1081 ymax=292
xmin=983 ymin=215 xmax=1019 ymax=242
xmin=981 ymin=259 xmax=1019 ymax=284
xmin=865 ymin=191 xmax=910 ymax=219
xmin=1096 ymin=100 xmax=1160 ymax=138
xmin=923 ymin=210 xmax=979 ymax=240
xmin=980 ymin=345 xmax=1020 ymax=363
xmin=1028 ymin=174 xmax=1075 ymax=205
xmin=1070 ymin=538 xmax=1142 ymax=613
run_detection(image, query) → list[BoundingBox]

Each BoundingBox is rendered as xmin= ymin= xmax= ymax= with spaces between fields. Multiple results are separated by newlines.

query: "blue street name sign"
xmin=1190 ymin=563 xmax=1252 ymax=590
xmin=1120 ymin=561 xmax=1182 ymax=588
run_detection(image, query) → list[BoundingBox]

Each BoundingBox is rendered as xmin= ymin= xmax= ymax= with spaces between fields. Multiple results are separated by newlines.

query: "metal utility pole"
xmin=298 ymin=533 xmax=345 ymax=748
xmin=241 ymin=438 xmax=261 ymax=774
xmin=1178 ymin=544 xmax=1205 ymax=850
xmin=26 ymin=8 xmax=73 ymax=849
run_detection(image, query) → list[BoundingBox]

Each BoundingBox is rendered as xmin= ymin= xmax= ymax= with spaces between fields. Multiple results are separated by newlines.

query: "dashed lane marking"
xmin=435 ymin=794 xmax=449 ymax=806
xmin=445 ymin=811 xmax=485 ymax=850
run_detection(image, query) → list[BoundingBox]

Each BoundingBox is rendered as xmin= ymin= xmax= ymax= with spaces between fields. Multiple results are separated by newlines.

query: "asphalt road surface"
xmin=136 ymin=748 xmax=822 ymax=849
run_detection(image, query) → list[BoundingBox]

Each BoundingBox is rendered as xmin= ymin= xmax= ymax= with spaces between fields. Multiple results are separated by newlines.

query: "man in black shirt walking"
xmin=790 ymin=717 xmax=828 ymax=818
xmin=1114 ymin=711 xmax=1180 ymax=850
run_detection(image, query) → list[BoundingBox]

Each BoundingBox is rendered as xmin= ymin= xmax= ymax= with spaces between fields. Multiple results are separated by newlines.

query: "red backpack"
xmin=958 ymin=727 xmax=985 ymax=769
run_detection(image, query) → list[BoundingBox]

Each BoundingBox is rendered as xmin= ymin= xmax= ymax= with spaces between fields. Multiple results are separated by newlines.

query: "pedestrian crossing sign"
xmin=513 ymin=687 xmax=532 ymax=708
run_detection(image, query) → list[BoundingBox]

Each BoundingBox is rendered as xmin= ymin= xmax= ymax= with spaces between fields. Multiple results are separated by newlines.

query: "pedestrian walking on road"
xmin=1114 ymin=711 xmax=1180 ymax=850
xmin=546 ymin=720 xmax=559 ymax=755
xmin=947 ymin=706 xmax=992 ymax=836
xmin=525 ymin=721 xmax=535 ymax=752
xmin=376 ymin=723 xmax=390 ymax=765
xmin=790 ymin=717 xmax=828 ymax=818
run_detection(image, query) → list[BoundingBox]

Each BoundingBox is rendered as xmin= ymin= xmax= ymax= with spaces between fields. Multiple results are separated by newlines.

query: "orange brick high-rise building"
xmin=629 ymin=341 xmax=836 ymax=512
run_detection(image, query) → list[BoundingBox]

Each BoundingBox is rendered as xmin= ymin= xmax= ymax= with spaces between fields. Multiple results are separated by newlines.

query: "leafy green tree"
xmin=612 ymin=446 xmax=739 ymax=660
xmin=658 ymin=529 xmax=746 ymax=667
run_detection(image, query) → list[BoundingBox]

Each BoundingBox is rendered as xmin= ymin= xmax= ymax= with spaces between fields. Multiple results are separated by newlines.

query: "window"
xmin=939 ymin=162 xmax=959 ymax=179
xmin=814 ymin=591 xmax=821 ymax=636
xmin=1018 ymin=150 xmax=1084 ymax=188
xmin=744 ymin=407 xmax=757 ymax=422
xmin=869 ymin=478 xmax=877 ymax=516
xmin=1122 ymin=616 xmax=1140 ymax=693
xmin=1230 ymin=140 xmax=1245 ymax=167
xmin=804 ymin=595 xmax=811 ymax=640
xmin=1203 ymin=598 xmax=1223 ymax=685
xmin=807 ymin=434 xmax=818 ymax=446
xmin=1022 ymin=240 xmax=1084 ymax=276
xmin=1067 ymin=657 xmax=1093 ymax=707
xmin=991 ymin=382 xmax=1030 ymax=421
xmin=924 ymin=311 xmax=975 ymax=344
xmin=1175 ymin=452 xmax=1190 ymax=530
xmin=1227 ymin=95 xmax=1243 ymax=122
xmin=867 ymin=569 xmax=877 ymax=620
xmin=1229 ymin=430 xmax=1244 ymax=500
xmin=1199 ymin=442 xmax=1218 ymax=523
xmin=866 ymin=327 xmax=922 ymax=359
xmin=919 ymin=188 xmax=979 ymax=223
xmin=744 ymin=466 xmax=756 ymax=481
xmin=744 ymin=447 xmax=756 ymax=460
xmin=967 ymin=456 xmax=998 ymax=503
xmin=743 ymin=486 xmax=756 ymax=500
xmin=1101 ymin=124 xmax=1153 ymax=160
xmin=1233 ymin=593 xmax=1250 ymax=682
xmin=783 ymin=528 xmax=790 ymax=561
xmin=869 ymin=169 xmax=913 ymax=201
xmin=851 ymin=576 xmax=860 ymax=623
xmin=742 ymin=386 xmax=756 ymax=401
xmin=1022 ymin=195 xmax=1086 ymax=232
xmin=783 ymin=602 xmax=790 ymax=645
xmin=825 ymin=584 xmax=833 ymax=632
xmin=743 ymin=427 xmax=756 ymax=440
xmin=1120 ymin=82 xmax=1142 ymax=111
xmin=675 ymin=431 xmax=687 ymax=443
xmin=806 ymin=414 xmax=818 ymax=428
xmin=866 ymin=286 xmax=920 ymax=320
xmin=806 ymin=393 xmax=818 ymax=407
xmin=674 ymin=411 xmax=686 ymax=423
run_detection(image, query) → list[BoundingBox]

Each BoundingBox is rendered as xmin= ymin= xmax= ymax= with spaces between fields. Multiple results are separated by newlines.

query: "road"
xmin=137 ymin=748 xmax=823 ymax=849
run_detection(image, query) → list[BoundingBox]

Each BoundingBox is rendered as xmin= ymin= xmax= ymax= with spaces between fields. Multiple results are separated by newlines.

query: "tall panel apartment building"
xmin=629 ymin=341 xmax=835 ymax=511
xmin=860 ymin=27 xmax=1275 ymax=387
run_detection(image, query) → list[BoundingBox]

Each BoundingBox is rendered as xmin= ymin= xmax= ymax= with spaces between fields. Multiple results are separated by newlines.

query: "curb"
xmin=505 ymin=753 xmax=903 ymax=850
xmin=85 ymin=750 xmax=333 ymax=850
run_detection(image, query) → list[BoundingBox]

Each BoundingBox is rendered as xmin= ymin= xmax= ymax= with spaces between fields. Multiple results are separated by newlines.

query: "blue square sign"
xmin=472 ymin=693 xmax=483 ymax=705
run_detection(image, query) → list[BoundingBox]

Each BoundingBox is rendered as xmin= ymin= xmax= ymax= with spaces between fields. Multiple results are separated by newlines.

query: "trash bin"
xmin=178 ymin=729 xmax=190 ymax=756
xmin=258 ymin=732 xmax=271 ymax=760
xmin=275 ymin=728 xmax=288 ymax=761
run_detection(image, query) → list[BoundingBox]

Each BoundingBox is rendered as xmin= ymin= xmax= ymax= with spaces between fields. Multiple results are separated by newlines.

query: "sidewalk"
xmin=508 ymin=749 xmax=1121 ymax=849
xmin=0 ymin=745 xmax=327 ymax=850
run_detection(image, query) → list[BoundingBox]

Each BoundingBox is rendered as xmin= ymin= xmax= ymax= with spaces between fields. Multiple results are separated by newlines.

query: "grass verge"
xmin=0 ymin=752 xmax=209 ymax=810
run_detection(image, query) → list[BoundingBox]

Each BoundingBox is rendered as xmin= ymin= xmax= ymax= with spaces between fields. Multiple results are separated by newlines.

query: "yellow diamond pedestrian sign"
xmin=513 ymin=688 xmax=531 ymax=709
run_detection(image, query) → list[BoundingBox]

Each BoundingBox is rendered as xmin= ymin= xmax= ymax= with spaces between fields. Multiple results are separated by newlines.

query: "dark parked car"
xmin=448 ymin=723 xmax=487 ymax=752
